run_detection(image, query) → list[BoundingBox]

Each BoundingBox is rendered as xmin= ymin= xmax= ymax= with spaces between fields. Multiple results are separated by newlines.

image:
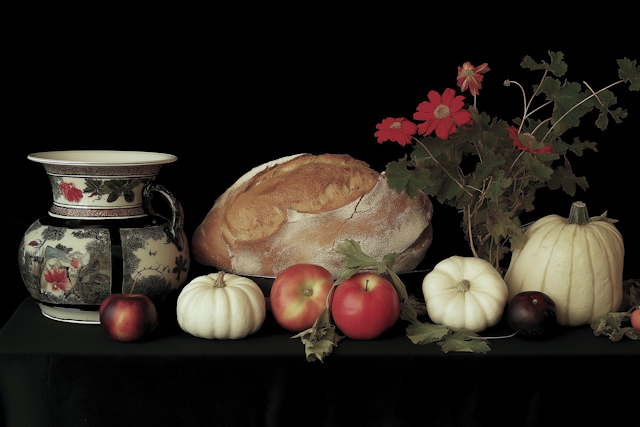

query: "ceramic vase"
xmin=18 ymin=151 xmax=190 ymax=323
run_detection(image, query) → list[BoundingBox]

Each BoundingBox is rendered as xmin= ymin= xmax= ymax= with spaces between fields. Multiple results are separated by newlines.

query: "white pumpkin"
xmin=422 ymin=256 xmax=508 ymax=332
xmin=504 ymin=201 xmax=624 ymax=326
xmin=177 ymin=271 xmax=266 ymax=339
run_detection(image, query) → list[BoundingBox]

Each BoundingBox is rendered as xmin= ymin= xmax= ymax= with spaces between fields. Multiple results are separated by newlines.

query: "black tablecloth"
xmin=1 ymin=291 xmax=638 ymax=427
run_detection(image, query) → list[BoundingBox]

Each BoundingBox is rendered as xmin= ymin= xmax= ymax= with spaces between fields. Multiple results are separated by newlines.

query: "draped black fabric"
xmin=2 ymin=289 xmax=638 ymax=427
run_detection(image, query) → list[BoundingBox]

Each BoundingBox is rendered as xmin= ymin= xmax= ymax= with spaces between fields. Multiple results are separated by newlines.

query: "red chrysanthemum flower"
xmin=457 ymin=62 xmax=490 ymax=97
xmin=413 ymin=88 xmax=472 ymax=140
xmin=60 ymin=181 xmax=83 ymax=203
xmin=44 ymin=265 xmax=71 ymax=292
xmin=507 ymin=126 xmax=553 ymax=154
xmin=374 ymin=117 xmax=418 ymax=147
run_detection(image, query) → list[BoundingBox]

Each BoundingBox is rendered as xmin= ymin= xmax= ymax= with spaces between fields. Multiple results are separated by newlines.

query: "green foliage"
xmin=384 ymin=51 xmax=635 ymax=271
xmin=591 ymin=279 xmax=640 ymax=342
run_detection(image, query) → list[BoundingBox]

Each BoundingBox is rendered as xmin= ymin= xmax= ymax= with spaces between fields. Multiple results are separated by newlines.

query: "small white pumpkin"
xmin=177 ymin=271 xmax=266 ymax=339
xmin=504 ymin=201 xmax=624 ymax=326
xmin=422 ymin=256 xmax=508 ymax=332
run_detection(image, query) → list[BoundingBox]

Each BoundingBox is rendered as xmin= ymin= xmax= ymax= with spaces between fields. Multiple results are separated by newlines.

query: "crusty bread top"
xmin=224 ymin=153 xmax=380 ymax=243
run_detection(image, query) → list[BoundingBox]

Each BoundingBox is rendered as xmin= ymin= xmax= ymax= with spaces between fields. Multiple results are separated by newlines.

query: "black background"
xmin=5 ymin=5 xmax=639 ymax=330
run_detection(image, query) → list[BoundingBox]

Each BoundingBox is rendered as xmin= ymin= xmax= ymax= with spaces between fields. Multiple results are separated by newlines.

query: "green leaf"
xmin=385 ymin=158 xmax=432 ymax=198
xmin=438 ymin=330 xmax=492 ymax=354
xmin=550 ymin=136 xmax=597 ymax=157
xmin=521 ymin=51 xmax=567 ymax=77
xmin=486 ymin=170 xmax=512 ymax=202
xmin=539 ymin=77 xmax=591 ymax=135
xmin=548 ymin=166 xmax=589 ymax=196
xmin=584 ymin=89 xmax=628 ymax=130
xmin=385 ymin=158 xmax=411 ymax=194
xmin=336 ymin=240 xmax=381 ymax=270
xmin=437 ymin=177 xmax=464 ymax=203
xmin=621 ymin=279 xmax=640 ymax=312
xmin=406 ymin=320 xmax=450 ymax=345
xmin=617 ymin=58 xmax=640 ymax=90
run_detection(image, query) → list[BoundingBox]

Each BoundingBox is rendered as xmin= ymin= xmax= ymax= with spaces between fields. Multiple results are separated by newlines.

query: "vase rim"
xmin=28 ymin=150 xmax=177 ymax=166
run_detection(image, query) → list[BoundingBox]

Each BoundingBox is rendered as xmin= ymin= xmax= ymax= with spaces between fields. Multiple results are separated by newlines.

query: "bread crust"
xmin=192 ymin=153 xmax=433 ymax=278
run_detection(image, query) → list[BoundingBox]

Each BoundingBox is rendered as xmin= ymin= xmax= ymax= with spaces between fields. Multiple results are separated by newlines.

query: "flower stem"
xmin=504 ymin=80 xmax=528 ymax=133
xmin=413 ymin=137 xmax=473 ymax=197
xmin=467 ymin=205 xmax=479 ymax=258
xmin=540 ymin=79 xmax=624 ymax=143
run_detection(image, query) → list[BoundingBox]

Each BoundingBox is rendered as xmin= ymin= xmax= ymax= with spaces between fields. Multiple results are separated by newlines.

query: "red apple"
xmin=270 ymin=264 xmax=334 ymax=332
xmin=631 ymin=309 xmax=640 ymax=332
xmin=99 ymin=293 xmax=158 ymax=342
xmin=331 ymin=272 xmax=399 ymax=340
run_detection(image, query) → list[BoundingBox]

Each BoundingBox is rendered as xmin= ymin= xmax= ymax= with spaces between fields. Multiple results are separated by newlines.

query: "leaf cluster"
xmin=590 ymin=279 xmax=639 ymax=342
xmin=294 ymin=240 xmax=492 ymax=361
xmin=385 ymin=52 xmax=636 ymax=270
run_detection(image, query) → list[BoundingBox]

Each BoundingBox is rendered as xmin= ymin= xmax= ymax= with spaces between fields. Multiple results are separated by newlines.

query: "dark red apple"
xmin=99 ymin=293 xmax=158 ymax=342
xmin=507 ymin=291 xmax=557 ymax=337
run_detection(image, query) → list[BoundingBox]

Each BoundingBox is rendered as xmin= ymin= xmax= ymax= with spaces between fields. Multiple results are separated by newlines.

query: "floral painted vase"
xmin=18 ymin=151 xmax=190 ymax=323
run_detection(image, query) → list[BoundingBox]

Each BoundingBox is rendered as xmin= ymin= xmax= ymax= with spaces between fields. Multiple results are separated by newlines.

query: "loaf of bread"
xmin=192 ymin=153 xmax=433 ymax=278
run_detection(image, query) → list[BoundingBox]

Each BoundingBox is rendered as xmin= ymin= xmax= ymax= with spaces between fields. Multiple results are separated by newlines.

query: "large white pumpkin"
xmin=177 ymin=272 xmax=266 ymax=339
xmin=422 ymin=256 xmax=508 ymax=332
xmin=504 ymin=202 xmax=624 ymax=326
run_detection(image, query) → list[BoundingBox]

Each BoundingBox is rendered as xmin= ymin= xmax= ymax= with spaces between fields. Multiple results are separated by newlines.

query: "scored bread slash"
xmin=192 ymin=153 xmax=434 ymax=279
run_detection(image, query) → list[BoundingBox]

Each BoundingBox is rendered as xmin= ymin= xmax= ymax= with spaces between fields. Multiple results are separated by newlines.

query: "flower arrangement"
xmin=374 ymin=51 xmax=638 ymax=272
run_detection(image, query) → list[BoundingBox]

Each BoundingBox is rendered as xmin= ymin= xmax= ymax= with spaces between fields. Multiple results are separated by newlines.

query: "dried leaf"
xmin=591 ymin=280 xmax=640 ymax=342
xmin=406 ymin=320 xmax=450 ymax=345
xmin=438 ymin=331 xmax=492 ymax=354
xmin=292 ymin=325 xmax=344 ymax=362
xmin=591 ymin=312 xmax=639 ymax=342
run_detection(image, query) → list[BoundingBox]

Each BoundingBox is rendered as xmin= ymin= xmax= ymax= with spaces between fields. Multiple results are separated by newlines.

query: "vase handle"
xmin=143 ymin=184 xmax=185 ymax=251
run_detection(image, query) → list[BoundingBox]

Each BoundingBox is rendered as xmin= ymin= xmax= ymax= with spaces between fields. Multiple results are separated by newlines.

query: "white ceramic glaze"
xmin=19 ymin=151 xmax=189 ymax=323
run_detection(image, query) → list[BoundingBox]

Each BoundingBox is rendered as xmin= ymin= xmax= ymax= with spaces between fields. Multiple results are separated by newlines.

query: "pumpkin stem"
xmin=456 ymin=279 xmax=471 ymax=292
xmin=568 ymin=201 xmax=590 ymax=226
xmin=214 ymin=271 xmax=226 ymax=288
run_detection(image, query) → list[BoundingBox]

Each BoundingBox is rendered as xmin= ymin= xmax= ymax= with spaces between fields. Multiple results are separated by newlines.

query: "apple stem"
xmin=130 ymin=278 xmax=137 ymax=295
xmin=365 ymin=279 xmax=369 ymax=291
xmin=214 ymin=271 xmax=226 ymax=288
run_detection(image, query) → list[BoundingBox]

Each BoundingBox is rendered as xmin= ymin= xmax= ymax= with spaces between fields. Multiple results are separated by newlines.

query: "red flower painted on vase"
xmin=507 ymin=126 xmax=553 ymax=154
xmin=70 ymin=257 xmax=81 ymax=269
xmin=457 ymin=62 xmax=490 ymax=97
xmin=44 ymin=265 xmax=71 ymax=292
xmin=60 ymin=182 xmax=83 ymax=203
xmin=414 ymin=88 xmax=472 ymax=140
xmin=374 ymin=117 xmax=418 ymax=146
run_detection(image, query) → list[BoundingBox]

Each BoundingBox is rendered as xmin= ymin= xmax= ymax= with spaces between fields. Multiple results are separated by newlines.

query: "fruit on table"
xmin=99 ymin=293 xmax=158 ymax=342
xmin=422 ymin=256 xmax=508 ymax=333
xmin=631 ymin=309 xmax=640 ymax=332
xmin=270 ymin=264 xmax=334 ymax=332
xmin=504 ymin=201 xmax=624 ymax=326
xmin=176 ymin=272 xmax=266 ymax=340
xmin=507 ymin=291 xmax=557 ymax=337
xmin=331 ymin=272 xmax=400 ymax=340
